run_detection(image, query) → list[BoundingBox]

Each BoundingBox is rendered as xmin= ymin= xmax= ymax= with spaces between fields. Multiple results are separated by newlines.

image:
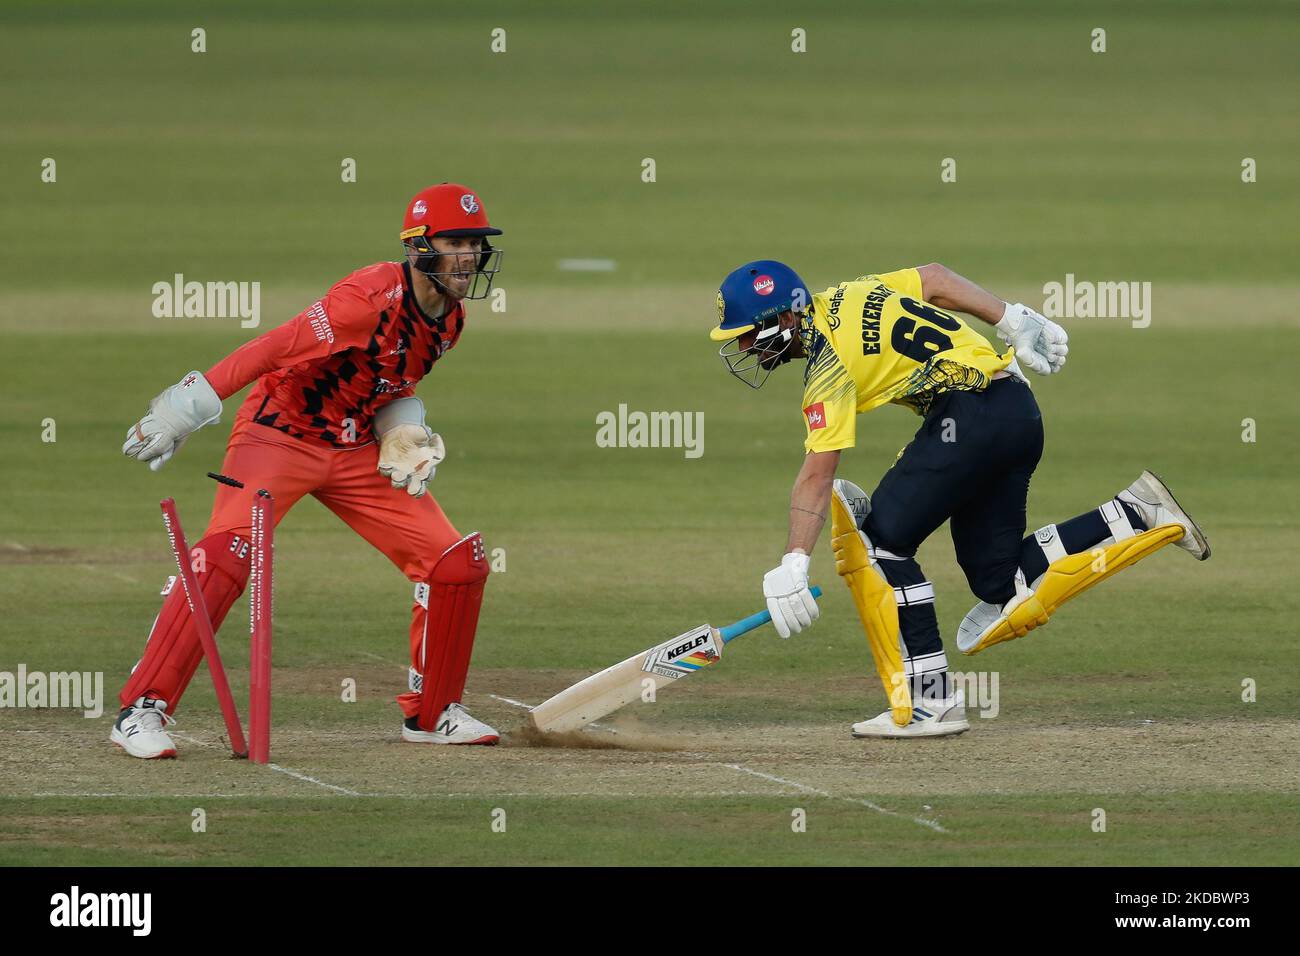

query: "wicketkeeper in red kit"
xmin=113 ymin=184 xmax=504 ymax=758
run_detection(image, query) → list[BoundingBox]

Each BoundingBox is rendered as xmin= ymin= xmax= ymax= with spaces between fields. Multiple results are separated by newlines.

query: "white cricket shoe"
xmin=110 ymin=696 xmax=178 ymax=759
xmin=402 ymin=702 xmax=500 ymax=745
xmin=852 ymin=690 xmax=970 ymax=739
xmin=1118 ymin=470 xmax=1210 ymax=560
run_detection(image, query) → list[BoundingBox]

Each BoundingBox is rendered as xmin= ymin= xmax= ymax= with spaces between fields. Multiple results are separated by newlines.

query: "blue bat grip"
xmin=719 ymin=586 xmax=823 ymax=643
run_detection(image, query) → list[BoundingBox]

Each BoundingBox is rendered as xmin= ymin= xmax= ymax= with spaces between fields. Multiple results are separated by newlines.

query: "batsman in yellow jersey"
xmin=711 ymin=260 xmax=1210 ymax=738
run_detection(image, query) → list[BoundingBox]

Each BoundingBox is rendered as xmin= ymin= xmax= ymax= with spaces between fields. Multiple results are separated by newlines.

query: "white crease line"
xmin=428 ymin=790 xmax=775 ymax=799
xmin=6 ymin=541 xmax=30 ymax=551
xmin=351 ymin=662 xmax=602 ymax=729
xmin=173 ymin=730 xmax=363 ymax=797
xmin=724 ymin=764 xmax=948 ymax=834
xmin=488 ymin=694 xmax=937 ymax=829
xmin=489 ymin=693 xmax=534 ymax=710
xmin=266 ymin=764 xmax=363 ymax=796
xmin=357 ymin=650 xmax=401 ymax=665
xmin=352 ymin=655 xmax=584 ymax=731
xmin=31 ymin=792 xmax=253 ymax=799
xmin=21 ymin=790 xmax=784 ymax=800
xmin=170 ymin=731 xmax=213 ymax=747
xmin=488 ymin=692 xmax=617 ymax=733
xmin=354 ymin=658 xmax=573 ymax=727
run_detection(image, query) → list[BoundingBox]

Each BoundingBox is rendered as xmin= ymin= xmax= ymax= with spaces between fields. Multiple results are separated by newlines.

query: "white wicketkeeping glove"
xmin=377 ymin=425 xmax=444 ymax=498
xmin=374 ymin=398 xmax=445 ymax=498
xmin=994 ymin=303 xmax=1069 ymax=375
xmin=762 ymin=551 xmax=820 ymax=639
xmin=122 ymin=371 xmax=222 ymax=472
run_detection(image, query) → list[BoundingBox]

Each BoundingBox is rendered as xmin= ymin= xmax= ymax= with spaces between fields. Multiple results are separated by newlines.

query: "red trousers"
xmin=119 ymin=424 xmax=473 ymax=718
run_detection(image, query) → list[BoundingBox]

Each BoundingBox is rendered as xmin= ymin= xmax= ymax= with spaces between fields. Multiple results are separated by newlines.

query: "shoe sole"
xmin=851 ymin=721 xmax=971 ymax=739
xmin=1139 ymin=469 xmax=1210 ymax=561
xmin=401 ymin=731 xmax=500 ymax=746
xmin=111 ymin=738 xmax=178 ymax=759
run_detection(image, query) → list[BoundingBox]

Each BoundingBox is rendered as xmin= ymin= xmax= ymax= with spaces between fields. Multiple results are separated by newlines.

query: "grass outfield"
xmin=3 ymin=0 xmax=1298 ymax=292
xmin=3 ymin=316 xmax=1298 ymax=865
xmin=5 ymin=795 xmax=1300 ymax=867
xmin=2 ymin=0 xmax=1298 ymax=865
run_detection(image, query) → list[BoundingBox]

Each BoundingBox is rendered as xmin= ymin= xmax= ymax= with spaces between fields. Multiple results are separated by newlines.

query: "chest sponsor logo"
xmin=826 ymin=285 xmax=848 ymax=331
xmin=374 ymin=377 xmax=416 ymax=395
xmin=804 ymin=402 xmax=827 ymax=430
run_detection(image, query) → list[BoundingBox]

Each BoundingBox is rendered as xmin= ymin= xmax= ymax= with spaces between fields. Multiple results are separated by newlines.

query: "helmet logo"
xmin=412 ymin=200 xmax=427 ymax=218
xmin=753 ymin=275 xmax=774 ymax=296
xmin=716 ymin=291 xmax=726 ymax=322
xmin=460 ymin=193 xmax=480 ymax=214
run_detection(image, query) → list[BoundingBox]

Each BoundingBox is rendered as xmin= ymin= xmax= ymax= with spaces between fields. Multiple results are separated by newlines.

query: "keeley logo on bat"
xmin=666 ymin=632 xmax=711 ymax=661
xmin=641 ymin=626 xmax=721 ymax=680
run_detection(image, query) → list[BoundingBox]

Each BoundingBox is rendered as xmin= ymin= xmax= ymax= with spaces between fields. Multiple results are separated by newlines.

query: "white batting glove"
xmin=994 ymin=303 xmax=1069 ymax=375
xmin=378 ymin=424 xmax=445 ymax=498
xmin=122 ymin=371 xmax=222 ymax=472
xmin=762 ymin=551 xmax=820 ymax=639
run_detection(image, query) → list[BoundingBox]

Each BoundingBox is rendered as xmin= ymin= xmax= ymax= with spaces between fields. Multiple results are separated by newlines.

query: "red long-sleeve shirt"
xmin=206 ymin=261 xmax=464 ymax=448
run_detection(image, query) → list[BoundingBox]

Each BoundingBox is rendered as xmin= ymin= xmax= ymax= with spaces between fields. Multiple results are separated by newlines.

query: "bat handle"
xmin=719 ymin=585 xmax=823 ymax=643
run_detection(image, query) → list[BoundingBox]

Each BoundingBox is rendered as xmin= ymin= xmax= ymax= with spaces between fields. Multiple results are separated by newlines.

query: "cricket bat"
xmin=528 ymin=586 xmax=822 ymax=733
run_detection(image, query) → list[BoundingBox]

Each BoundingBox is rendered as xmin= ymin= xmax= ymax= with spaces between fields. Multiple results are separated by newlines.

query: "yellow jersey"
xmin=800 ymin=268 xmax=1013 ymax=453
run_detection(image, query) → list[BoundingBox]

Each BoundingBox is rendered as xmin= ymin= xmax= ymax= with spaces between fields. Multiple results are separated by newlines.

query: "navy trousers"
xmin=860 ymin=376 xmax=1044 ymax=676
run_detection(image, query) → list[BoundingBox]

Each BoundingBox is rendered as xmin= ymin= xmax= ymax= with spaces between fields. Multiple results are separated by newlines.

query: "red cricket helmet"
xmin=399 ymin=183 xmax=503 ymax=300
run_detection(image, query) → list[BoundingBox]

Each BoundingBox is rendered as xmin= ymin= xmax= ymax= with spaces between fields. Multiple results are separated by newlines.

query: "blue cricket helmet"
xmin=710 ymin=260 xmax=811 ymax=342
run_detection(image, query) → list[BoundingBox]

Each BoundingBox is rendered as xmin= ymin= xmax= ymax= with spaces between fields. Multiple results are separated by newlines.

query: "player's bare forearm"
xmin=787 ymin=450 xmax=839 ymax=554
xmin=916 ymin=262 xmax=1006 ymax=325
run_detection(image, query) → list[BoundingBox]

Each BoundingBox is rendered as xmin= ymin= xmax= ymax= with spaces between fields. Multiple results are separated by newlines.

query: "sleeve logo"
xmin=305 ymin=301 xmax=334 ymax=344
xmin=803 ymin=402 xmax=827 ymax=430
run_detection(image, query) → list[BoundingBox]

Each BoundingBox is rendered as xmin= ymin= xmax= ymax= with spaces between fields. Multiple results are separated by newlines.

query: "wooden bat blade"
xmin=528 ymin=624 xmax=722 ymax=733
